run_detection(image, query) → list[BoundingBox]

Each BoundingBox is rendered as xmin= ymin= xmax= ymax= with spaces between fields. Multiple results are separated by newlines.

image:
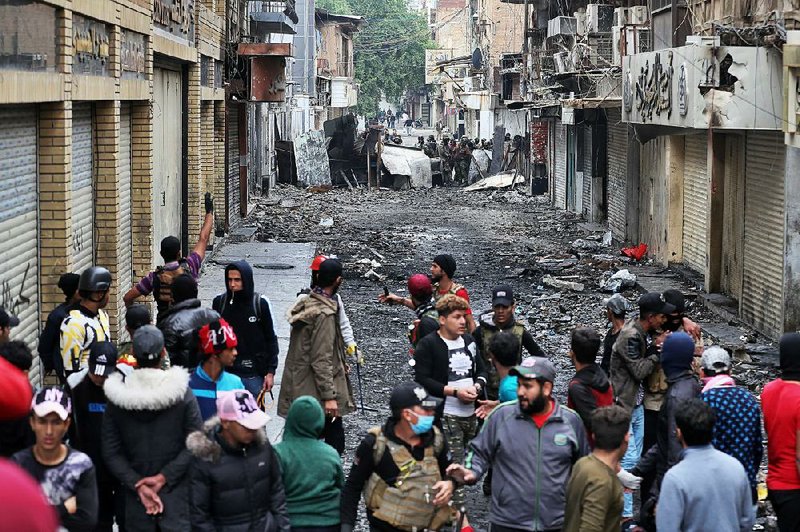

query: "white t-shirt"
xmin=441 ymin=335 xmax=476 ymax=417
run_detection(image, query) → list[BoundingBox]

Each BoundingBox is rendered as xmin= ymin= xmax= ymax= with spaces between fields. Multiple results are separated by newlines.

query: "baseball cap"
xmin=701 ymin=346 xmax=731 ymax=373
xmin=31 ymin=386 xmax=72 ymax=420
xmin=604 ymin=294 xmax=628 ymax=317
xmin=217 ymin=390 xmax=270 ymax=430
xmin=318 ymin=257 xmax=343 ymax=278
xmin=509 ymin=356 xmax=556 ymax=382
xmin=310 ymin=255 xmax=328 ymax=271
xmin=199 ymin=319 xmax=238 ymax=357
xmin=89 ymin=341 xmax=117 ymax=377
xmin=638 ymin=292 xmax=677 ymax=316
xmin=491 ymin=285 xmax=514 ymax=307
xmin=0 ymin=308 xmax=20 ymax=328
xmin=407 ymin=274 xmax=433 ymax=299
xmin=389 ymin=381 xmax=442 ymax=411
xmin=132 ymin=325 xmax=165 ymax=364
xmin=125 ymin=304 xmax=151 ymax=330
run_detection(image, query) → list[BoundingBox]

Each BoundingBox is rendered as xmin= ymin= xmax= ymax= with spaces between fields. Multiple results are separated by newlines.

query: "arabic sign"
xmin=425 ymin=49 xmax=451 ymax=84
xmin=0 ymin=1 xmax=58 ymax=72
xmin=153 ymin=0 xmax=195 ymax=44
xmin=73 ymin=14 xmax=111 ymax=76
xmin=121 ymin=30 xmax=146 ymax=80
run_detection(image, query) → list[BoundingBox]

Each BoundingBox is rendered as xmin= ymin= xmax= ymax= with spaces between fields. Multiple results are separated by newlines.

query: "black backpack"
xmin=213 ymin=292 xmax=262 ymax=321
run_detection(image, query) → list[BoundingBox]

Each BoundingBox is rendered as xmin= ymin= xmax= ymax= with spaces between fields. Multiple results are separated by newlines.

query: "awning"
xmin=560 ymin=97 xmax=622 ymax=109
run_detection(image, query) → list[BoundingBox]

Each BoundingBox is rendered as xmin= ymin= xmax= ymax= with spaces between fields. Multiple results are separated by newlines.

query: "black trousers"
xmin=491 ymin=525 xmax=560 ymax=532
xmin=770 ymin=489 xmax=800 ymax=532
xmin=292 ymin=527 xmax=339 ymax=532
xmin=323 ymin=416 xmax=345 ymax=455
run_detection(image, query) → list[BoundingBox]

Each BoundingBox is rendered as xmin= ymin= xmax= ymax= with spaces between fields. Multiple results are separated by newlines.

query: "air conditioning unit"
xmin=548 ymin=16 xmax=577 ymax=38
xmin=574 ymin=10 xmax=587 ymax=36
xmin=587 ymin=4 xmax=614 ymax=34
xmin=553 ymin=51 xmax=575 ymax=73
xmin=628 ymin=5 xmax=648 ymax=25
xmin=612 ymin=26 xmax=622 ymax=65
xmin=624 ymin=26 xmax=651 ymax=55
xmin=613 ymin=7 xmax=628 ymax=27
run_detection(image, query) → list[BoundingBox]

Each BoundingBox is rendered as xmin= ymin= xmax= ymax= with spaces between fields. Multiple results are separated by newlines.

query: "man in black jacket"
xmin=414 ymin=294 xmax=486 ymax=523
xmin=213 ymin=260 xmax=279 ymax=398
xmin=159 ymin=274 xmax=219 ymax=367
xmin=187 ymin=389 xmax=290 ymax=531
xmin=38 ymin=272 xmax=81 ymax=382
xmin=0 ymin=341 xmax=34 ymax=457
xmin=102 ymin=325 xmax=203 ymax=531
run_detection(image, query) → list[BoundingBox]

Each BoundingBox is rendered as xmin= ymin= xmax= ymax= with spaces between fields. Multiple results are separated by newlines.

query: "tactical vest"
xmin=153 ymin=259 xmax=190 ymax=313
xmin=364 ymin=426 xmax=454 ymax=531
xmin=408 ymin=307 xmax=439 ymax=349
xmin=433 ymin=282 xmax=465 ymax=302
xmin=480 ymin=318 xmax=526 ymax=397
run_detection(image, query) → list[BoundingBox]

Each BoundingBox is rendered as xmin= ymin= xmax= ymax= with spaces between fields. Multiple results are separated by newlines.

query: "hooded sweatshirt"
xmin=274 ymin=396 xmax=343 ymax=528
xmin=212 ymin=261 xmax=279 ymax=378
xmin=567 ymin=364 xmax=614 ymax=436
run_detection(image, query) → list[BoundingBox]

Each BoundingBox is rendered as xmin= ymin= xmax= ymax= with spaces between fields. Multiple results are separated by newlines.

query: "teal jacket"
xmin=274 ymin=396 xmax=343 ymax=527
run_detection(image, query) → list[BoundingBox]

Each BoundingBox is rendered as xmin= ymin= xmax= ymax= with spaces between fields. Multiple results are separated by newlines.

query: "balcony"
xmin=249 ymin=1 xmax=297 ymax=36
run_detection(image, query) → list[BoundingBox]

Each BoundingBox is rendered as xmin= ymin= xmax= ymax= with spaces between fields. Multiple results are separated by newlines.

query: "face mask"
xmin=664 ymin=315 xmax=683 ymax=332
xmin=407 ymin=410 xmax=434 ymax=435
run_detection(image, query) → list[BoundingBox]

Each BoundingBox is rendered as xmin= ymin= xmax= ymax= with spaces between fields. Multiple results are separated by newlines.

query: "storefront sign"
xmin=634 ymin=51 xmax=673 ymax=123
xmin=121 ymin=30 xmax=146 ymax=80
xmin=153 ymin=0 xmax=195 ymax=43
xmin=0 ymin=1 xmax=58 ymax=72
xmin=73 ymin=14 xmax=111 ymax=76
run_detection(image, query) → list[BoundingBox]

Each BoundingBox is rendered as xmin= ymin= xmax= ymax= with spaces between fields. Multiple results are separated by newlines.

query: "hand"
xmin=136 ymin=473 xmax=167 ymax=494
xmin=431 ymin=480 xmax=454 ymax=507
xmin=204 ymin=192 xmax=214 ymax=214
xmin=378 ymin=293 xmax=403 ymax=305
xmin=356 ymin=349 xmax=365 ymax=366
xmin=63 ymin=496 xmax=77 ymax=515
xmin=263 ymin=373 xmax=274 ymax=392
xmin=475 ymin=399 xmax=499 ymax=419
xmin=654 ymin=331 xmax=671 ymax=349
xmin=617 ymin=469 xmax=642 ymax=490
xmin=136 ymin=484 xmax=164 ymax=515
xmin=682 ymin=317 xmax=702 ymax=341
xmin=324 ymin=399 xmax=339 ymax=419
xmin=445 ymin=464 xmax=477 ymax=485
xmin=457 ymin=387 xmax=478 ymax=404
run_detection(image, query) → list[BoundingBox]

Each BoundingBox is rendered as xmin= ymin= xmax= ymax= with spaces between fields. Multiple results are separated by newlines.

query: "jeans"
xmin=769 ymin=489 xmax=800 ymax=532
xmin=240 ymin=375 xmax=264 ymax=398
xmin=621 ymin=404 xmax=645 ymax=518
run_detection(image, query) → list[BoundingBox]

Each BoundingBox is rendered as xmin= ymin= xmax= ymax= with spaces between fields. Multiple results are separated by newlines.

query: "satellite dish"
xmin=471 ymin=48 xmax=483 ymax=69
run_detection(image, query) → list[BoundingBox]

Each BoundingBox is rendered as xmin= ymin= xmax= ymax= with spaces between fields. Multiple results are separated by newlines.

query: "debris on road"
xmin=542 ymin=274 xmax=585 ymax=292
xmin=600 ymin=269 xmax=637 ymax=293
xmin=463 ymin=171 xmax=519 ymax=191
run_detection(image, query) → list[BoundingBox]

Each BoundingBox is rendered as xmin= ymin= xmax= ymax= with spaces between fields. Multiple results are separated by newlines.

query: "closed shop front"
xmin=118 ymin=103 xmax=133 ymax=340
xmin=606 ymin=109 xmax=627 ymax=239
xmin=0 ymin=106 xmax=41 ymax=384
xmin=639 ymin=137 xmax=669 ymax=262
xmin=582 ymin=124 xmax=592 ymax=219
xmin=554 ymin=121 xmax=566 ymax=209
xmin=742 ymin=131 xmax=785 ymax=338
xmin=682 ymin=134 xmax=708 ymax=273
xmin=153 ymin=67 xmax=183 ymax=262
xmin=72 ymin=103 xmax=94 ymax=273
xmin=227 ymin=104 xmax=240 ymax=225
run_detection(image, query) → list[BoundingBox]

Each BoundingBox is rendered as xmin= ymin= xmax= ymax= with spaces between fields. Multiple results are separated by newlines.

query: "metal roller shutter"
xmin=228 ymin=106 xmax=240 ymax=223
xmin=72 ymin=104 xmax=94 ymax=273
xmin=742 ymin=131 xmax=785 ymax=338
xmin=682 ymin=135 xmax=707 ymax=273
xmin=554 ymin=122 xmax=566 ymax=209
xmin=0 ymin=106 xmax=40 ymax=385
xmin=119 ymin=104 xmax=133 ymax=341
xmin=582 ymin=124 xmax=592 ymax=218
xmin=606 ymin=109 xmax=627 ymax=240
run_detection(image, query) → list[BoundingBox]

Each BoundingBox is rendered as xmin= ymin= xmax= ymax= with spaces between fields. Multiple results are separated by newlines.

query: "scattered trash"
xmin=600 ymin=269 xmax=638 ymax=293
xmin=602 ymin=230 xmax=613 ymax=246
xmin=621 ymin=243 xmax=648 ymax=261
xmin=463 ymin=172 xmax=519 ymax=191
xmin=363 ymin=269 xmax=385 ymax=282
xmin=319 ymin=217 xmax=334 ymax=227
xmin=570 ymin=239 xmax=603 ymax=252
xmin=542 ymin=275 xmax=585 ymax=292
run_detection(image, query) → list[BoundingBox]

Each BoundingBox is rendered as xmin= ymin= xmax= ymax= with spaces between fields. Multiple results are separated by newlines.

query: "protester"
xmin=0 ymin=459 xmax=60 ymax=531
xmin=564 ymin=406 xmax=630 ymax=532
xmin=102 ymin=325 xmax=203 ymax=531
xmin=60 ymin=267 xmax=113 ymax=375
xmin=567 ymin=327 xmax=613 ymax=440
xmin=187 ymin=389 xmax=290 ymax=531
xmin=189 ymin=319 xmax=245 ymax=420
xmin=124 ymin=194 xmax=214 ymax=323
xmin=212 ymin=260 xmax=279 ymax=397
xmin=116 ymin=304 xmax=151 ymax=367
xmin=762 ymin=332 xmax=800 ymax=531
xmin=475 ymin=331 xmax=522 ymax=419
xmin=600 ymin=294 xmax=627 ymax=372
xmin=0 ymin=341 xmax=34 ymax=457
xmin=0 ymin=306 xmax=19 ymax=344
xmin=340 ymin=381 xmax=454 ymax=532
xmin=13 ymin=386 xmax=98 ymax=531
xmin=414 ymin=294 xmax=486 ymax=520
xmin=159 ymin=273 xmax=219 ymax=368
xmin=379 ymin=273 xmax=439 ymax=353
xmin=699 ymin=346 xmax=762 ymax=505
xmin=67 ymin=342 xmax=122 ymax=532
xmin=656 ymin=398 xmax=754 ymax=532
xmin=38 ymin=272 xmax=81 ymax=380
xmin=447 ymin=357 xmax=590 ymax=531
xmin=473 ymin=285 xmax=544 ymax=399
xmin=275 ymin=396 xmax=343 ymax=532
xmin=278 ymin=258 xmax=354 ymax=455
xmin=0 ymin=355 xmax=34 ymax=420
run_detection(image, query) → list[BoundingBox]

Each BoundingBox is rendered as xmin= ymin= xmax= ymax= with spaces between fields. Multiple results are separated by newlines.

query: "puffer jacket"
xmin=187 ymin=417 xmax=291 ymax=532
xmin=102 ymin=366 xmax=203 ymax=532
xmin=159 ymin=299 xmax=220 ymax=367
xmin=278 ymin=292 xmax=354 ymax=417
xmin=609 ymin=319 xmax=659 ymax=410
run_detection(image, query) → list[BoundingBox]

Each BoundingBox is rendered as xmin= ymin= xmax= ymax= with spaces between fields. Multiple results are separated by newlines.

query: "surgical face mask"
xmin=406 ymin=409 xmax=434 ymax=435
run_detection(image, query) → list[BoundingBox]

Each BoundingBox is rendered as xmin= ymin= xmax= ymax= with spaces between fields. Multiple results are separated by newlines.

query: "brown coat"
xmin=278 ymin=292 xmax=354 ymax=417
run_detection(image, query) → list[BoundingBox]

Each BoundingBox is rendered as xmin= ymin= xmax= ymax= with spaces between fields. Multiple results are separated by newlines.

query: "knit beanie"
xmin=660 ymin=332 xmax=695 ymax=379
xmin=779 ymin=332 xmax=800 ymax=381
xmin=433 ymin=254 xmax=457 ymax=279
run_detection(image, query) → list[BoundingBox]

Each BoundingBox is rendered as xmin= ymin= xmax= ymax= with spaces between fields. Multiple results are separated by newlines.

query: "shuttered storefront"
xmin=72 ymin=103 xmax=94 ymax=273
xmin=118 ymin=104 xmax=133 ymax=341
xmin=227 ymin=105 xmax=240 ymax=224
xmin=582 ymin=123 xmax=593 ymax=219
xmin=606 ymin=109 xmax=627 ymax=240
xmin=682 ymin=135 xmax=707 ymax=273
xmin=0 ymin=107 xmax=41 ymax=384
xmin=554 ymin=122 xmax=566 ymax=209
xmin=742 ymin=131 xmax=785 ymax=338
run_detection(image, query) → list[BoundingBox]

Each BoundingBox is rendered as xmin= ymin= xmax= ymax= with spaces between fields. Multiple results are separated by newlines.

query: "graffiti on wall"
xmin=635 ymin=51 xmax=673 ymax=122
xmin=0 ymin=262 xmax=32 ymax=319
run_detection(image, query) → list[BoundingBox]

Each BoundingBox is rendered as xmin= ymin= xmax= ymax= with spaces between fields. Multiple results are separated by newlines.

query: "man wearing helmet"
xmin=59 ymin=266 xmax=113 ymax=376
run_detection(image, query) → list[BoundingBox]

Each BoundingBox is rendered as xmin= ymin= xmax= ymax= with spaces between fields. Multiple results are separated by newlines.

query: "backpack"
xmin=152 ymin=259 xmax=190 ymax=309
xmin=213 ymin=292 xmax=262 ymax=321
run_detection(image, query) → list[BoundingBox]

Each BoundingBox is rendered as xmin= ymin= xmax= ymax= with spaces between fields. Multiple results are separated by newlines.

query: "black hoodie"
xmin=567 ymin=364 xmax=613 ymax=434
xmin=212 ymin=261 xmax=279 ymax=378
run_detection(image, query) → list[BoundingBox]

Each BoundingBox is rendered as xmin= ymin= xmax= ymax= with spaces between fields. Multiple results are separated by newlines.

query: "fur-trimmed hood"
xmin=186 ymin=416 xmax=266 ymax=463
xmin=104 ymin=366 xmax=189 ymax=411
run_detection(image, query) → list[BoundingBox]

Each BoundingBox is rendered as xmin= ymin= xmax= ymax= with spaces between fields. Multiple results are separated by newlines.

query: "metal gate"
xmin=566 ymin=126 xmax=576 ymax=211
xmin=0 ymin=106 xmax=40 ymax=384
xmin=606 ymin=109 xmax=627 ymax=239
xmin=721 ymin=135 xmax=745 ymax=301
xmin=742 ymin=131 xmax=785 ymax=338
xmin=682 ymin=134 xmax=708 ymax=273
xmin=227 ymin=105 xmax=240 ymax=225
xmin=119 ymin=104 xmax=133 ymax=341
xmin=72 ymin=103 xmax=94 ymax=273
xmin=554 ymin=122 xmax=566 ymax=209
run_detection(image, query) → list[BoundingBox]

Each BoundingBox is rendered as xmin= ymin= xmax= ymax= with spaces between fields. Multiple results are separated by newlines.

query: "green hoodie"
xmin=274 ymin=396 xmax=344 ymax=527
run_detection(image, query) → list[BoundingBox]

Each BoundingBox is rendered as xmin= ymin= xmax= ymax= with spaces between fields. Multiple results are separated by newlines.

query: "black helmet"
xmin=79 ymin=266 xmax=112 ymax=292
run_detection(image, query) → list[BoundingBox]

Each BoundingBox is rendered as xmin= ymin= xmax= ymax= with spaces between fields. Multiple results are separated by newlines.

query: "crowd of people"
xmin=1 ymin=196 xmax=800 ymax=531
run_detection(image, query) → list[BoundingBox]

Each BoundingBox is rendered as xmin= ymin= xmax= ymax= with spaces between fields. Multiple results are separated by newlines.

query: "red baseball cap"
xmin=310 ymin=255 xmax=328 ymax=271
xmin=199 ymin=319 xmax=238 ymax=357
xmin=408 ymin=274 xmax=433 ymax=299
